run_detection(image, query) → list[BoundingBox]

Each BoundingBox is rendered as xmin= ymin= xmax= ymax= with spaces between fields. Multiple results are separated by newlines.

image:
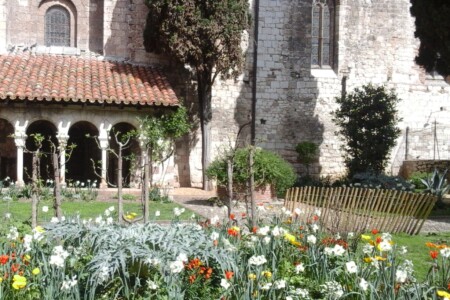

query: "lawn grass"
xmin=0 ymin=200 xmax=197 ymax=223
xmin=392 ymin=232 xmax=450 ymax=281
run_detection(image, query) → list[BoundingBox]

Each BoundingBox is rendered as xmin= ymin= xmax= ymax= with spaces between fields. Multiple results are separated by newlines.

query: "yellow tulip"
xmin=437 ymin=290 xmax=450 ymax=298
xmin=361 ymin=234 xmax=371 ymax=241
xmin=284 ymin=232 xmax=296 ymax=244
xmin=262 ymin=270 xmax=272 ymax=278
xmin=248 ymin=273 xmax=257 ymax=280
xmin=32 ymin=268 xmax=40 ymax=275
xmin=35 ymin=226 xmax=45 ymax=233
xmin=363 ymin=257 xmax=373 ymax=263
xmin=12 ymin=275 xmax=27 ymax=289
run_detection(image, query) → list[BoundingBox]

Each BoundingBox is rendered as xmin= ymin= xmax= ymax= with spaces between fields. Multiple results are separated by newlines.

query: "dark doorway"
xmin=0 ymin=119 xmax=16 ymax=182
xmin=108 ymin=123 xmax=140 ymax=187
xmin=67 ymin=121 xmax=100 ymax=183
xmin=24 ymin=120 xmax=58 ymax=183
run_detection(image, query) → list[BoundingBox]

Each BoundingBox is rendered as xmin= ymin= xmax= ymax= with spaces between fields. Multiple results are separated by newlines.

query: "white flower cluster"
xmin=396 ymin=259 xmax=414 ymax=283
xmin=271 ymin=226 xmax=286 ymax=237
xmin=220 ymin=278 xmax=230 ymax=290
xmin=6 ymin=226 xmax=19 ymax=240
xmin=173 ymin=207 xmax=185 ymax=217
xmin=306 ymin=235 xmax=317 ymax=245
xmin=281 ymin=207 xmax=292 ymax=216
xmin=324 ymin=244 xmax=346 ymax=257
xmin=320 ymin=280 xmax=344 ymax=298
xmin=147 ymin=279 xmax=158 ymax=290
xmin=345 ymin=261 xmax=358 ymax=274
xmin=49 ymin=245 xmax=70 ymax=268
xmin=169 ymin=253 xmax=188 ymax=274
xmin=145 ymin=257 xmax=161 ymax=267
xmin=103 ymin=206 xmax=115 ymax=217
xmin=359 ymin=278 xmax=369 ymax=291
xmin=23 ymin=228 xmax=44 ymax=252
xmin=295 ymin=263 xmax=305 ymax=274
xmin=287 ymin=287 xmax=310 ymax=300
xmin=61 ymin=276 xmax=78 ymax=291
xmin=273 ymin=279 xmax=286 ymax=289
xmin=248 ymin=255 xmax=267 ymax=266
xmin=50 ymin=216 xmax=66 ymax=223
xmin=441 ymin=247 xmax=450 ymax=258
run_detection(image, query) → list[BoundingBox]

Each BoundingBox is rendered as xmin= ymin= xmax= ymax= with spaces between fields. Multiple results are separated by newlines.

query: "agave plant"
xmin=420 ymin=168 xmax=449 ymax=207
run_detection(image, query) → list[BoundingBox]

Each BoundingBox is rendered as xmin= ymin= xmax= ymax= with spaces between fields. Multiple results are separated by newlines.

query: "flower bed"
xmin=0 ymin=208 xmax=450 ymax=299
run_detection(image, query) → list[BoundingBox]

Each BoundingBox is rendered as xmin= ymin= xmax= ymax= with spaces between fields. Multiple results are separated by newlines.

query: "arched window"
xmin=45 ymin=6 xmax=70 ymax=47
xmin=311 ymin=0 xmax=333 ymax=68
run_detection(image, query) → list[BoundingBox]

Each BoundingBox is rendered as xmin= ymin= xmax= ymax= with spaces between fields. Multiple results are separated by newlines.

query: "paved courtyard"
xmin=171 ymin=188 xmax=450 ymax=234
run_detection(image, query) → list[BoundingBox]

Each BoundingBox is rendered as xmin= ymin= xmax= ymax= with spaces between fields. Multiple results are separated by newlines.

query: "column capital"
xmin=14 ymin=120 xmax=28 ymax=148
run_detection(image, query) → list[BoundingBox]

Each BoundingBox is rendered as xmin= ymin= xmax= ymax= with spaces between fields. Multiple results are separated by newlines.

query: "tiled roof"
xmin=0 ymin=53 xmax=179 ymax=106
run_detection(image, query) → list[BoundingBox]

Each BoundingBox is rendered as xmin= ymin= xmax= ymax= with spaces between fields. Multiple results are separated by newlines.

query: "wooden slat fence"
xmin=284 ymin=187 xmax=437 ymax=235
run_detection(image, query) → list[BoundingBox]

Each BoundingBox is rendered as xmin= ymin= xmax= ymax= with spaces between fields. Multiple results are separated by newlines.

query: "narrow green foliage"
xmin=206 ymin=147 xmax=297 ymax=195
xmin=333 ymin=84 xmax=402 ymax=177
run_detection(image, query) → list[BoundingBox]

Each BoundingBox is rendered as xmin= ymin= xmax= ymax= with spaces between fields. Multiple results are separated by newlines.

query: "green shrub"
xmin=350 ymin=172 xmax=414 ymax=191
xmin=407 ymin=171 xmax=430 ymax=190
xmin=206 ymin=147 xmax=297 ymax=196
xmin=333 ymin=84 xmax=401 ymax=177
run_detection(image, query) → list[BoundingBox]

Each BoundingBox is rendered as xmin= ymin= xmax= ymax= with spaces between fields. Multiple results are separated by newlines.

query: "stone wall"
xmin=252 ymin=0 xmax=450 ymax=179
xmin=399 ymin=160 xmax=450 ymax=180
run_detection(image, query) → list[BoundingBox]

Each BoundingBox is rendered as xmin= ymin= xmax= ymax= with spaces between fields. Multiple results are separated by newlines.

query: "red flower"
xmin=241 ymin=213 xmax=246 ymax=218
xmin=227 ymin=228 xmax=239 ymax=237
xmin=430 ymin=250 xmax=439 ymax=260
xmin=312 ymin=215 xmax=319 ymax=221
xmin=225 ymin=270 xmax=234 ymax=280
xmin=0 ymin=255 xmax=9 ymax=265
xmin=229 ymin=213 xmax=235 ymax=220
xmin=376 ymin=237 xmax=382 ymax=245
xmin=252 ymin=227 xmax=258 ymax=234
xmin=371 ymin=229 xmax=379 ymax=235
xmin=189 ymin=274 xmax=196 ymax=284
xmin=11 ymin=263 xmax=20 ymax=273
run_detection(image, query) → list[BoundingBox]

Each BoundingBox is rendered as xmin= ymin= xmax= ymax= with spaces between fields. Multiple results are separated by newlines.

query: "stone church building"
xmin=0 ymin=0 xmax=448 ymax=188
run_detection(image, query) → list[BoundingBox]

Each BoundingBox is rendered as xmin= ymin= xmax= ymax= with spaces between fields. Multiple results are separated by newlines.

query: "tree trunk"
xmin=197 ymin=70 xmax=213 ymax=191
xmin=226 ymin=158 xmax=233 ymax=221
xmin=143 ymin=146 xmax=150 ymax=223
xmin=31 ymin=153 xmax=38 ymax=228
xmin=118 ymin=146 xmax=123 ymax=224
xmin=249 ymin=147 xmax=256 ymax=227
xmin=52 ymin=152 xmax=63 ymax=219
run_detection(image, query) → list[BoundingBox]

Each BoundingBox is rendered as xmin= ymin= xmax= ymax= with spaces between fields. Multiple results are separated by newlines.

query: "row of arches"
xmin=0 ymin=118 xmax=140 ymax=187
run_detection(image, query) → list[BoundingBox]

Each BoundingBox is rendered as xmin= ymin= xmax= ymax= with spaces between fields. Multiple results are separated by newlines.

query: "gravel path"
xmin=171 ymin=188 xmax=450 ymax=234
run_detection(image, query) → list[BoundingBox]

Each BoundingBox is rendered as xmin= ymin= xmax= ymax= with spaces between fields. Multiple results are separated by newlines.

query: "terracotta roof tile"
xmin=0 ymin=53 xmax=179 ymax=106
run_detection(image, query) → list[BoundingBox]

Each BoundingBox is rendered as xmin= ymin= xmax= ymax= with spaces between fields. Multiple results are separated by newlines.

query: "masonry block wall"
xmin=253 ymin=0 xmax=450 ymax=178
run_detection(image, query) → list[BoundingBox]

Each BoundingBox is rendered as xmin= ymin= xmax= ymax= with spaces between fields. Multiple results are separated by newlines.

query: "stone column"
xmin=57 ymin=135 xmax=68 ymax=185
xmin=57 ymin=121 xmax=71 ymax=186
xmin=99 ymin=123 xmax=111 ymax=188
xmin=14 ymin=120 xmax=28 ymax=186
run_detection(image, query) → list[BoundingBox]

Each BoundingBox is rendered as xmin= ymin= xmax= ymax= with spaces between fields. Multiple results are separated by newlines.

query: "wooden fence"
xmin=284 ymin=187 xmax=437 ymax=235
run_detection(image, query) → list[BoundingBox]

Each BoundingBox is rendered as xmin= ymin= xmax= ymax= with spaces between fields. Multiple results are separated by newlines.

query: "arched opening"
xmin=0 ymin=119 xmax=16 ymax=182
xmin=108 ymin=123 xmax=140 ymax=187
xmin=67 ymin=121 xmax=100 ymax=183
xmin=24 ymin=120 xmax=58 ymax=183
